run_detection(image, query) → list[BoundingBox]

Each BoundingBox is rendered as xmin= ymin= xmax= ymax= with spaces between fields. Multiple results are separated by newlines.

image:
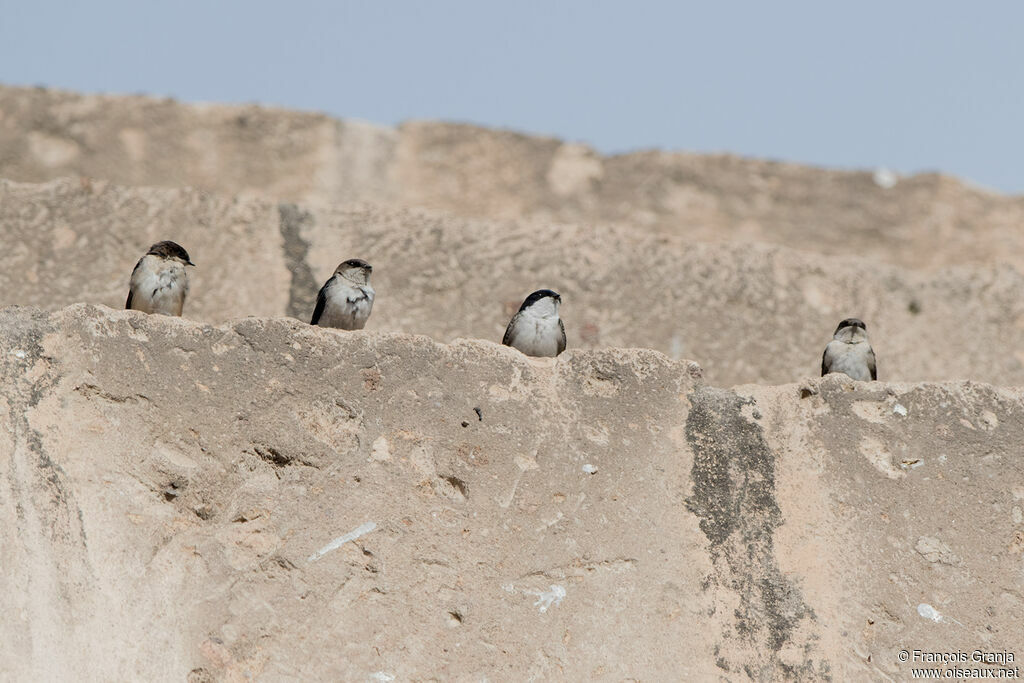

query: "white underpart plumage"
xmin=823 ymin=340 xmax=873 ymax=381
xmin=130 ymin=254 xmax=189 ymax=315
xmin=507 ymin=303 xmax=563 ymax=357
xmin=319 ymin=277 xmax=375 ymax=330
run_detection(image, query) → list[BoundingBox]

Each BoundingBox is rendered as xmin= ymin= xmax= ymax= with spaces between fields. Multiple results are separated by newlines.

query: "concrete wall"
xmin=2 ymin=85 xmax=1022 ymax=681
xmin=3 ymin=178 xmax=1023 ymax=387
xmin=1 ymin=305 xmax=1020 ymax=680
xmin=3 ymin=85 xmax=1024 ymax=270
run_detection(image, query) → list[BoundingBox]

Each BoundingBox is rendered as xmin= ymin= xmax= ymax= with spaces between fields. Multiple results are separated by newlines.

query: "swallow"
xmin=310 ymin=259 xmax=375 ymax=329
xmin=821 ymin=317 xmax=877 ymax=381
xmin=125 ymin=240 xmax=194 ymax=316
xmin=502 ymin=289 xmax=566 ymax=357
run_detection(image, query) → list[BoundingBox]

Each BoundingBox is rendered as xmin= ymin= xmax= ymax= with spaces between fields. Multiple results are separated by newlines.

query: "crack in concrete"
xmin=685 ymin=386 xmax=827 ymax=681
xmin=278 ymin=203 xmax=319 ymax=321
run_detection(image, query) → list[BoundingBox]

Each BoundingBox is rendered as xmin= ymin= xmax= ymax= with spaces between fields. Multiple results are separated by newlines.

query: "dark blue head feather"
xmin=519 ymin=289 xmax=561 ymax=312
xmin=341 ymin=258 xmax=372 ymax=271
xmin=147 ymin=240 xmax=194 ymax=265
xmin=835 ymin=318 xmax=866 ymax=334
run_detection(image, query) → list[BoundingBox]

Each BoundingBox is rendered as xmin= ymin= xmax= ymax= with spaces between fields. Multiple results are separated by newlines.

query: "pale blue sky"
xmin=2 ymin=1 xmax=1022 ymax=193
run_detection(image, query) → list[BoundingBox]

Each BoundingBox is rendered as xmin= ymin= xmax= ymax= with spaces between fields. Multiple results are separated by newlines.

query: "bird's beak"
xmin=186 ymin=260 xmax=196 ymax=267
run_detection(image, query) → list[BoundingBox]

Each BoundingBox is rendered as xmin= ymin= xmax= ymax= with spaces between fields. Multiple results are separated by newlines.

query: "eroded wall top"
xmin=3 ymin=85 xmax=1024 ymax=269
xmin=0 ymin=305 xmax=1020 ymax=679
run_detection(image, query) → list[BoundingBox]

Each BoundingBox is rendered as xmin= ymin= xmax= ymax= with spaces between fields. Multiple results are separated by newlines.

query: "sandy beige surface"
xmin=3 ymin=178 xmax=1024 ymax=388
xmin=1 ymin=305 xmax=1021 ymax=680
xmin=1 ymin=86 xmax=1022 ymax=681
xmin=2 ymin=84 xmax=1024 ymax=270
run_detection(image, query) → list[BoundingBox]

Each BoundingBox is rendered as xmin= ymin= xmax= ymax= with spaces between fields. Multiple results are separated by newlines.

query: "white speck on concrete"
xmin=369 ymin=672 xmax=395 ymax=682
xmin=370 ymin=436 xmax=391 ymax=462
xmin=893 ymin=403 xmax=908 ymax=417
xmin=308 ymin=521 xmax=377 ymax=562
xmin=11 ymin=350 xmax=26 ymax=359
xmin=537 ymin=511 xmax=564 ymax=531
xmin=527 ymin=584 xmax=566 ymax=613
xmin=581 ymin=463 xmax=598 ymax=474
xmin=917 ymin=602 xmax=964 ymax=627
xmin=873 ymin=167 xmax=898 ymax=189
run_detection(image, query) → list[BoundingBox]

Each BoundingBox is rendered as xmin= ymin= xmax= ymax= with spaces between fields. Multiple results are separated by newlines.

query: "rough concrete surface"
xmin=2 ymin=86 xmax=1023 ymax=681
xmin=3 ymin=85 xmax=1024 ymax=270
xmin=3 ymin=177 xmax=1024 ymax=388
xmin=1 ymin=305 xmax=1021 ymax=681
xmin=0 ymin=178 xmax=290 ymax=322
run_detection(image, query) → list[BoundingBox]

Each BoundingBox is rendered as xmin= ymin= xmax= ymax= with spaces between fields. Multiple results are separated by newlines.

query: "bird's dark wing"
xmin=502 ymin=313 xmax=520 ymax=346
xmin=310 ymin=278 xmax=331 ymax=325
xmin=125 ymin=257 xmax=143 ymax=309
xmin=868 ymin=347 xmax=877 ymax=381
xmin=821 ymin=347 xmax=830 ymax=376
xmin=557 ymin=318 xmax=566 ymax=355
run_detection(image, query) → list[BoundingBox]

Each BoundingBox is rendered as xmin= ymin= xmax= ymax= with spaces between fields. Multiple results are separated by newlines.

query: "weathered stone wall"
xmin=3 ymin=178 xmax=1023 ymax=387
xmin=3 ymin=85 xmax=1024 ymax=269
xmin=2 ymin=85 xmax=1023 ymax=682
xmin=0 ymin=305 xmax=1020 ymax=680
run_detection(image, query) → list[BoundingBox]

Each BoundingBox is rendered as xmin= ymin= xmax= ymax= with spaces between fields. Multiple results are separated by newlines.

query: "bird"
xmin=821 ymin=318 xmax=877 ymax=381
xmin=502 ymin=289 xmax=566 ymax=357
xmin=125 ymin=240 xmax=195 ymax=316
xmin=310 ymin=259 xmax=375 ymax=329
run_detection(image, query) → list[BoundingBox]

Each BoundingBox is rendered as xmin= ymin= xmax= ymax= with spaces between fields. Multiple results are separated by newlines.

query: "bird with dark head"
xmin=125 ymin=240 xmax=195 ymax=316
xmin=502 ymin=289 xmax=566 ymax=357
xmin=310 ymin=259 xmax=375 ymax=329
xmin=821 ymin=317 xmax=876 ymax=380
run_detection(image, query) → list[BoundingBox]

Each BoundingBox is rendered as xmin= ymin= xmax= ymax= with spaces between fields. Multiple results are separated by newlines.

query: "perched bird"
xmin=821 ymin=318 xmax=877 ymax=381
xmin=502 ymin=289 xmax=566 ymax=357
xmin=125 ymin=240 xmax=195 ymax=316
xmin=310 ymin=259 xmax=375 ymax=329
